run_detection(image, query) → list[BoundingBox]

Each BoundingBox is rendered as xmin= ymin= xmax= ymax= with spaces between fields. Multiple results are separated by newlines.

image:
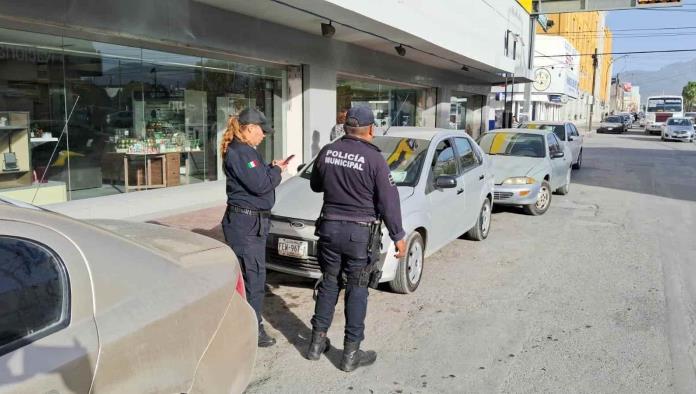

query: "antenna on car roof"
xmin=383 ymin=92 xmax=412 ymax=135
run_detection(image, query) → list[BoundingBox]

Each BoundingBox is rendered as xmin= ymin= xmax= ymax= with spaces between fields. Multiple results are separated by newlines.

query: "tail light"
xmin=235 ymin=272 xmax=246 ymax=300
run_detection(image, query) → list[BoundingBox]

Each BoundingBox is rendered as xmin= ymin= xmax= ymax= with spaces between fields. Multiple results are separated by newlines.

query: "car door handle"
xmin=479 ymin=174 xmax=484 ymax=181
xmin=457 ymin=188 xmax=464 ymax=195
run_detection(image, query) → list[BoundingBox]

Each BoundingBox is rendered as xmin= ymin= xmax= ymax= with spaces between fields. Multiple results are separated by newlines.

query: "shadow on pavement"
xmin=263 ymin=272 xmax=314 ymax=357
xmin=572 ymin=146 xmax=696 ymax=202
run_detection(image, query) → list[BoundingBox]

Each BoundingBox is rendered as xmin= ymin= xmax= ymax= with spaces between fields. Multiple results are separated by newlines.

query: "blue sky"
xmin=606 ymin=0 xmax=696 ymax=73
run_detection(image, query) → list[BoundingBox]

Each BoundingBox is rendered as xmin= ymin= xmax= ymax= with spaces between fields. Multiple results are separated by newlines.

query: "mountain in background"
xmin=615 ymin=57 xmax=696 ymax=104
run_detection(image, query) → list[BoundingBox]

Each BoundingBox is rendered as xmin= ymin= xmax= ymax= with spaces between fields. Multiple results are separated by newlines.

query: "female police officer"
xmin=220 ymin=108 xmax=287 ymax=347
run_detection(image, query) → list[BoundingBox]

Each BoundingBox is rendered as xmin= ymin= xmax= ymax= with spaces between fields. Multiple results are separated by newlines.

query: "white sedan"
xmin=479 ymin=129 xmax=572 ymax=216
xmin=267 ymin=128 xmax=494 ymax=294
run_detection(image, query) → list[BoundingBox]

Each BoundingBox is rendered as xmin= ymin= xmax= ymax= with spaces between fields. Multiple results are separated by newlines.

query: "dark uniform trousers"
xmin=221 ymin=209 xmax=270 ymax=326
xmin=311 ymin=220 xmax=371 ymax=343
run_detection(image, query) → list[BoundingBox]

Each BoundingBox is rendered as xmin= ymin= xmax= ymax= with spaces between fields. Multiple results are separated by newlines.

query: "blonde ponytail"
xmin=220 ymin=116 xmax=253 ymax=158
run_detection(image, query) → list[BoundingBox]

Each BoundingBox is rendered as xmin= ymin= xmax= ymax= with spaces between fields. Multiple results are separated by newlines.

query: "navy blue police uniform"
xmin=307 ymin=106 xmax=405 ymax=371
xmin=220 ymin=108 xmax=281 ymax=347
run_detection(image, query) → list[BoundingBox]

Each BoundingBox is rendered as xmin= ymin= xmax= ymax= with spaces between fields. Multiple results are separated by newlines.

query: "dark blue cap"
xmin=345 ymin=106 xmax=375 ymax=127
xmin=239 ymin=108 xmax=274 ymax=134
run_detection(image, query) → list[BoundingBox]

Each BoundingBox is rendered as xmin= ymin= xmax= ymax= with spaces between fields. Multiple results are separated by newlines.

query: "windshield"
xmin=647 ymin=98 xmax=683 ymax=112
xmin=521 ymin=123 xmax=565 ymax=141
xmin=300 ymin=136 xmax=431 ymax=187
xmin=604 ymin=116 xmax=621 ymax=123
xmin=667 ymin=118 xmax=692 ymax=126
xmin=478 ymin=132 xmax=545 ymax=158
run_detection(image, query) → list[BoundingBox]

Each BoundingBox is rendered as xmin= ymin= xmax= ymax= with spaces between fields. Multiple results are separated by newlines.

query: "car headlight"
xmin=502 ymin=177 xmax=536 ymax=185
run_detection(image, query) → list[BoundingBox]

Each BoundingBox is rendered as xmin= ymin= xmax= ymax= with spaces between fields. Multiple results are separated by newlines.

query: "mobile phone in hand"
xmin=282 ymin=154 xmax=296 ymax=165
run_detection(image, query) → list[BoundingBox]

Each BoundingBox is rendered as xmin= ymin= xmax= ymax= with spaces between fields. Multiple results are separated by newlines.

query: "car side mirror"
xmin=568 ymin=135 xmax=575 ymax=141
xmin=434 ymin=175 xmax=457 ymax=189
xmin=297 ymin=163 xmax=306 ymax=172
xmin=551 ymin=151 xmax=565 ymax=159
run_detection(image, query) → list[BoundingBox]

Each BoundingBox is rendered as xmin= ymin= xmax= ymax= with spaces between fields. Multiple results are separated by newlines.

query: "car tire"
xmin=466 ymin=198 xmax=492 ymax=241
xmin=661 ymin=135 xmax=666 ymax=141
xmin=523 ymin=180 xmax=552 ymax=216
xmin=389 ymin=232 xmax=424 ymax=294
xmin=572 ymin=149 xmax=582 ymax=170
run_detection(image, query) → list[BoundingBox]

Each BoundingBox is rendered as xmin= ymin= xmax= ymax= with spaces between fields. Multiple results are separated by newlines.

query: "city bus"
xmin=645 ymin=95 xmax=684 ymax=134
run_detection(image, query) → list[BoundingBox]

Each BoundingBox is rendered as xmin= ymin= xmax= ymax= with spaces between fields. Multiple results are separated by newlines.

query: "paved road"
xmin=162 ymin=129 xmax=696 ymax=393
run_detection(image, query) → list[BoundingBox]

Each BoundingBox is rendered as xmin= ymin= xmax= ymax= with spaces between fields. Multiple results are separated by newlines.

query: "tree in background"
xmin=681 ymin=82 xmax=696 ymax=111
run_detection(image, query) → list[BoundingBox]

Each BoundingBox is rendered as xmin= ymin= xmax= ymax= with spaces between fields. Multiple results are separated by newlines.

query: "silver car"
xmin=479 ymin=129 xmax=572 ymax=216
xmin=267 ymin=128 xmax=494 ymax=294
xmin=519 ymin=121 xmax=584 ymax=169
xmin=661 ymin=117 xmax=694 ymax=142
xmin=0 ymin=198 xmax=257 ymax=394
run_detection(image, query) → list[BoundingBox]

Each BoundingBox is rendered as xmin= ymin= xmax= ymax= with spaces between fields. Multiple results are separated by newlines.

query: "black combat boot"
xmin=340 ymin=341 xmax=377 ymax=372
xmin=305 ymin=331 xmax=331 ymax=360
xmin=258 ymin=325 xmax=276 ymax=348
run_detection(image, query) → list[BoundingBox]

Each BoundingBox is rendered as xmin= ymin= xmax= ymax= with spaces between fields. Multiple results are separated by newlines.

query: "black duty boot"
xmin=306 ymin=331 xmax=331 ymax=360
xmin=258 ymin=325 xmax=276 ymax=348
xmin=340 ymin=341 xmax=377 ymax=372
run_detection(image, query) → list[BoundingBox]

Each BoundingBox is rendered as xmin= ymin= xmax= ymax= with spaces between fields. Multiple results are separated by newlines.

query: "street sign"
xmin=533 ymin=0 xmax=681 ymax=14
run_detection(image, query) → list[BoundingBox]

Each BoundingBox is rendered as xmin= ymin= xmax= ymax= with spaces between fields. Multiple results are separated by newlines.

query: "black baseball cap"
xmin=345 ymin=106 xmax=375 ymax=127
xmin=239 ymin=108 xmax=274 ymax=134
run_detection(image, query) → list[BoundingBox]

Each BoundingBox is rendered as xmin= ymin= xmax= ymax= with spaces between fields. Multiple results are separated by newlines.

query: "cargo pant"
xmin=222 ymin=209 xmax=270 ymax=326
xmin=310 ymin=220 xmax=371 ymax=343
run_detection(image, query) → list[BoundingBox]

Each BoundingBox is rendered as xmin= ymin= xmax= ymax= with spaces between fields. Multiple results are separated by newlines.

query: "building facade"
xmin=536 ymin=10 xmax=613 ymax=123
xmin=0 ymin=0 xmax=533 ymax=206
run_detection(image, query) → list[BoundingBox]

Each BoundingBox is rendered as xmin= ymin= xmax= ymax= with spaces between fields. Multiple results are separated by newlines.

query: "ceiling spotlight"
xmin=394 ymin=44 xmax=406 ymax=57
xmin=461 ymin=65 xmax=469 ymax=71
xmin=321 ymin=21 xmax=335 ymax=37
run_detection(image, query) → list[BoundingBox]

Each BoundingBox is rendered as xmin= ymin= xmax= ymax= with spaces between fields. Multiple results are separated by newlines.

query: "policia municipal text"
xmin=220 ymin=108 xmax=288 ymax=348
xmin=306 ymin=106 xmax=406 ymax=372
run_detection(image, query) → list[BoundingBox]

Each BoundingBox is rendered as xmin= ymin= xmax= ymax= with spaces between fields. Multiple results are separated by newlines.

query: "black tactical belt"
xmin=227 ymin=204 xmax=271 ymax=217
xmin=322 ymin=219 xmax=371 ymax=227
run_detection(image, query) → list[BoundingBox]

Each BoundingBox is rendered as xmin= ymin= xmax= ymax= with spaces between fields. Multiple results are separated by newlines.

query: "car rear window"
xmin=300 ymin=136 xmax=431 ymax=187
xmin=478 ymin=132 xmax=545 ymax=158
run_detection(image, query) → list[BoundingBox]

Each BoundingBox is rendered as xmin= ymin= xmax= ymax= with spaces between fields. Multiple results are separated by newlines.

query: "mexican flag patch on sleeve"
xmin=246 ymin=160 xmax=259 ymax=169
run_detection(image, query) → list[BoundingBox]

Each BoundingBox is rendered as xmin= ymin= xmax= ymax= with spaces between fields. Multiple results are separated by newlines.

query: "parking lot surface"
xmin=158 ymin=129 xmax=696 ymax=393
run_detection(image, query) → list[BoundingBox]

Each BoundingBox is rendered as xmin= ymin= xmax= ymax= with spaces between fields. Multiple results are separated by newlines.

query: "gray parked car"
xmin=267 ymin=128 xmax=494 ymax=294
xmin=519 ymin=121 xmax=584 ymax=169
xmin=478 ymin=129 xmax=572 ymax=216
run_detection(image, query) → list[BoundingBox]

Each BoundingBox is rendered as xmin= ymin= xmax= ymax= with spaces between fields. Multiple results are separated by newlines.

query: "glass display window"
xmin=336 ymin=78 xmax=433 ymax=133
xmin=0 ymin=27 xmax=287 ymax=203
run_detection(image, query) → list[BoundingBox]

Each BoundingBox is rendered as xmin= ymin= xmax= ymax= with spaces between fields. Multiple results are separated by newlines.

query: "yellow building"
xmin=538 ymin=12 xmax=613 ymax=106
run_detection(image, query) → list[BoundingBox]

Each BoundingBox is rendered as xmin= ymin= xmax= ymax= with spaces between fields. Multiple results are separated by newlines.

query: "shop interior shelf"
xmin=0 ymin=126 xmax=27 ymax=132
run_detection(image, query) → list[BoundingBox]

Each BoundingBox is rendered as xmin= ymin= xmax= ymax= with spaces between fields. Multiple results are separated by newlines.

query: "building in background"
xmin=0 ymin=0 xmax=533 ymax=209
xmin=535 ymin=10 xmax=613 ymax=123
xmin=493 ymin=35 xmax=580 ymax=122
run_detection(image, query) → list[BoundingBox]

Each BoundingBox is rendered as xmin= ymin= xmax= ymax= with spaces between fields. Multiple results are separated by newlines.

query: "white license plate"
xmin=278 ymin=238 xmax=309 ymax=259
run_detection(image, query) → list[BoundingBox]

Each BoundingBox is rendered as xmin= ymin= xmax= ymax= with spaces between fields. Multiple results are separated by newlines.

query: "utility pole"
xmin=588 ymin=48 xmax=598 ymax=133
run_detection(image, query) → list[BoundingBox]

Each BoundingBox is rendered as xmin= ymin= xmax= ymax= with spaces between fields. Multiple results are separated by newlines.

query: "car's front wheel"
xmin=389 ymin=232 xmax=424 ymax=294
xmin=523 ymin=180 xmax=552 ymax=216
xmin=466 ymin=198 xmax=492 ymax=241
xmin=556 ymin=171 xmax=570 ymax=195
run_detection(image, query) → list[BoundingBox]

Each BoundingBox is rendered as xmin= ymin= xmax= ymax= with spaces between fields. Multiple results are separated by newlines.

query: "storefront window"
xmin=336 ymin=78 xmax=432 ymax=132
xmin=449 ymin=93 xmax=485 ymax=137
xmin=0 ymin=28 xmax=286 ymax=204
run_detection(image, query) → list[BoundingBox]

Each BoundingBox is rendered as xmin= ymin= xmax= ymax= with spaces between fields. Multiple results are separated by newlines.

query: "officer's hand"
xmin=272 ymin=160 xmax=288 ymax=171
xmin=394 ymin=239 xmax=407 ymax=259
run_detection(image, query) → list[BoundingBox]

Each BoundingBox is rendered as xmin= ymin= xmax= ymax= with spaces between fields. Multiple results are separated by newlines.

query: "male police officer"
xmin=306 ymin=105 xmax=406 ymax=372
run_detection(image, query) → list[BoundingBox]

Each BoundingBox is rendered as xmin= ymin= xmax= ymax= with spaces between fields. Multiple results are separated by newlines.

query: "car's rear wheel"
xmin=466 ymin=198 xmax=491 ymax=241
xmin=523 ymin=180 xmax=551 ymax=216
xmin=389 ymin=232 xmax=424 ymax=294
xmin=572 ymin=149 xmax=582 ymax=170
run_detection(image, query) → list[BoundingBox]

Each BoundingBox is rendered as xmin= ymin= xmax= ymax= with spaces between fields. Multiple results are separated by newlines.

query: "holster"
xmin=364 ymin=218 xmax=383 ymax=289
